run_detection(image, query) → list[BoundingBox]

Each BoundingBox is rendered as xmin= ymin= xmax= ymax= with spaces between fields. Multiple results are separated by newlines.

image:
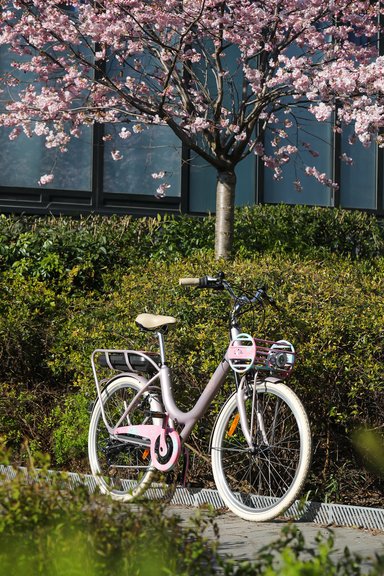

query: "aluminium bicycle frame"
xmin=91 ymin=323 xmax=282 ymax=456
xmin=90 ymin=326 xmax=249 ymax=443
xmin=92 ymin=348 xmax=229 ymax=445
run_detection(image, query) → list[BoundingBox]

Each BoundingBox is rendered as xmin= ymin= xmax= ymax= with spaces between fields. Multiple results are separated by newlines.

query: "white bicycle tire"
xmin=211 ymin=380 xmax=311 ymax=522
xmin=88 ymin=374 xmax=159 ymax=502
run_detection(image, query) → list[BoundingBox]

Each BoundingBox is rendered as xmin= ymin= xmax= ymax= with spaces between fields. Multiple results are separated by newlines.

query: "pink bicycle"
xmin=88 ymin=273 xmax=311 ymax=522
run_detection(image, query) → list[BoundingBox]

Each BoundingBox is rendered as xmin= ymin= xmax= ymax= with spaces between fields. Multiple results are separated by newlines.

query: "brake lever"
xmin=267 ymin=295 xmax=281 ymax=312
xmin=253 ymin=286 xmax=281 ymax=312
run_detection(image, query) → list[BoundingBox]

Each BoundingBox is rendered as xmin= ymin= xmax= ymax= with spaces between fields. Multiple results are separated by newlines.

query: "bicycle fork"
xmin=236 ymin=375 xmax=269 ymax=450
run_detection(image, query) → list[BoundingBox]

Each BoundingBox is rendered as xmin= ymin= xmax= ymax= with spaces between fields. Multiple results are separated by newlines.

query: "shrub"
xmin=0 ymin=456 xmax=383 ymax=576
xmin=0 ymin=272 xmax=61 ymax=383
xmin=234 ymin=205 xmax=384 ymax=258
xmin=0 ymin=209 xmax=384 ymax=504
xmin=41 ymin=256 xmax=384 ymax=504
xmin=0 ymin=452 xmax=220 ymax=576
xmin=0 ymin=206 xmax=382 ymax=293
xmin=0 ymin=212 xmax=214 ymax=290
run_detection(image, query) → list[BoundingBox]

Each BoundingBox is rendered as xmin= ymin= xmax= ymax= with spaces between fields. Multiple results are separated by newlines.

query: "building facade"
xmin=0 ymin=16 xmax=382 ymax=218
xmin=0 ymin=115 xmax=381 ymax=217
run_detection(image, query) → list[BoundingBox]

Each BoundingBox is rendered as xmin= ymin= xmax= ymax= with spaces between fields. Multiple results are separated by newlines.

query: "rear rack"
xmin=90 ymin=349 xmax=162 ymax=435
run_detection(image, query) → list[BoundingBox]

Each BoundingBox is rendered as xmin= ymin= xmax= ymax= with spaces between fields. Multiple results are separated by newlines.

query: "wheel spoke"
xmin=88 ymin=377 xmax=159 ymax=501
xmin=211 ymin=381 xmax=311 ymax=521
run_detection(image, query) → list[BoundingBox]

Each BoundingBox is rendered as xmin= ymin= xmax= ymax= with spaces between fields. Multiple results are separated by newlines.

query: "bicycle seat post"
xmin=157 ymin=331 xmax=167 ymax=366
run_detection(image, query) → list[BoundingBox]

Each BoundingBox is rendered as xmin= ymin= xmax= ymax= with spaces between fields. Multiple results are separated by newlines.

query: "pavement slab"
xmin=167 ymin=505 xmax=384 ymax=572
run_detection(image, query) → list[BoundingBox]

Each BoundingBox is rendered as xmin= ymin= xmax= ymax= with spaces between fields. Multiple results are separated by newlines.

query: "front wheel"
xmin=88 ymin=374 xmax=163 ymax=502
xmin=211 ymin=380 xmax=311 ymax=522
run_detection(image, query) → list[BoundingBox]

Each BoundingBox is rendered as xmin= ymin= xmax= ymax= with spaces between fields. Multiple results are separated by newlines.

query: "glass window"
xmin=103 ymin=125 xmax=182 ymax=197
xmin=263 ymin=107 xmax=334 ymax=207
xmin=0 ymin=126 xmax=93 ymax=191
xmin=0 ymin=41 xmax=93 ymax=191
xmin=339 ymin=126 xmax=377 ymax=209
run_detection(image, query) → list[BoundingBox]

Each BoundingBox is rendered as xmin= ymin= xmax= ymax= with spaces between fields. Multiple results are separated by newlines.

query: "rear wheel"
xmin=88 ymin=375 xmax=163 ymax=501
xmin=211 ymin=380 xmax=311 ymax=521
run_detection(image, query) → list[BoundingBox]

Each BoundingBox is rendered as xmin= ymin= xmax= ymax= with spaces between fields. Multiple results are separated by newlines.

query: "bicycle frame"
xmin=91 ymin=321 xmax=282 ymax=459
xmin=91 ymin=332 xmax=232 ymax=443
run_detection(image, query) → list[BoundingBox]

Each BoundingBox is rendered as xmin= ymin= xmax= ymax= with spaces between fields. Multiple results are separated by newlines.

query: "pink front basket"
xmin=227 ymin=333 xmax=257 ymax=373
xmin=227 ymin=333 xmax=295 ymax=377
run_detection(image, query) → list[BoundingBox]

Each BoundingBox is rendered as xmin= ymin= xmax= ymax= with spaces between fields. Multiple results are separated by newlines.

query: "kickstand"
xmin=178 ymin=445 xmax=190 ymax=487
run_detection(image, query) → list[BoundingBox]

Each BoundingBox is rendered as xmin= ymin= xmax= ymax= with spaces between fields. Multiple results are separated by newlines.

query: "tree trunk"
xmin=215 ymin=169 xmax=236 ymax=259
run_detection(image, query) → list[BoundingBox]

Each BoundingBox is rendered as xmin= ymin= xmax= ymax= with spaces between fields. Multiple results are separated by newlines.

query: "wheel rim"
xmin=212 ymin=385 xmax=309 ymax=514
xmin=89 ymin=380 xmax=156 ymax=498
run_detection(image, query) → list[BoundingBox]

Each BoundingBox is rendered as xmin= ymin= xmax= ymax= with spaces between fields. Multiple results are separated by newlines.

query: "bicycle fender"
xmin=89 ymin=372 xmax=150 ymax=414
xmin=101 ymin=371 xmax=149 ymax=391
xmin=263 ymin=376 xmax=283 ymax=384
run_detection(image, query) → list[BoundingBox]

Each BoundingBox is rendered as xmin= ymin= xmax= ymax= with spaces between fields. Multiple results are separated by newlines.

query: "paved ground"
xmin=167 ymin=505 xmax=384 ymax=572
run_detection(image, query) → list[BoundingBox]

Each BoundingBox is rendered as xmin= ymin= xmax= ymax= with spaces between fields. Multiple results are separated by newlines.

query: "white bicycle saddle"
xmin=135 ymin=313 xmax=177 ymax=331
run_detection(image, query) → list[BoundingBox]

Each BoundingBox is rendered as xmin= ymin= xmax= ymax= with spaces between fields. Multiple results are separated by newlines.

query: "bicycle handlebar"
xmin=179 ymin=274 xmax=225 ymax=290
xmin=179 ymin=272 xmax=280 ymax=311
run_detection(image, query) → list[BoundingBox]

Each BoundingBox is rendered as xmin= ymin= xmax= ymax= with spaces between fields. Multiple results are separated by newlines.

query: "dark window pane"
xmin=103 ymin=125 xmax=181 ymax=197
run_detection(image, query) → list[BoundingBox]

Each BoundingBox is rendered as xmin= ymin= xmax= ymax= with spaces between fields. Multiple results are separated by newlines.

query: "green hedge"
xmin=234 ymin=204 xmax=384 ymax=258
xmin=0 ymin=205 xmax=382 ymax=289
xmin=0 ymin=207 xmax=383 ymax=505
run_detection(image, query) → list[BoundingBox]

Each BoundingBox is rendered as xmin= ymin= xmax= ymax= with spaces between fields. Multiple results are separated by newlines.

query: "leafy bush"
xmin=0 ymin=214 xmax=140 ymax=291
xmin=234 ymin=205 xmax=384 ymax=258
xmin=0 ymin=452 xmax=220 ymax=576
xmin=0 ymin=206 xmax=382 ymax=293
xmin=35 ymin=255 xmax=382 ymax=503
xmin=0 ymin=208 xmax=384 ymax=503
xmin=0 ymin=213 xmax=215 ymax=290
xmin=0 ymin=272 xmax=60 ymax=383
xmin=0 ymin=454 xmax=383 ymax=576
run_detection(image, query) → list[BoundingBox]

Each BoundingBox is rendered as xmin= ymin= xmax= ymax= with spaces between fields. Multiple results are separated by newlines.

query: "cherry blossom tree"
xmin=1 ymin=0 xmax=384 ymax=258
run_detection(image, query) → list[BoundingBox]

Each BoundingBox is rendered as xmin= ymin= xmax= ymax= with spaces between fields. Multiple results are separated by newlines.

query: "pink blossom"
xmin=38 ymin=173 xmax=54 ymax=186
xmin=0 ymin=0 xmax=383 ymax=198
xmin=340 ymin=153 xmax=354 ymax=165
xmin=234 ymin=131 xmax=247 ymax=141
xmin=119 ymin=127 xmax=131 ymax=139
xmin=294 ymin=180 xmax=303 ymax=193
xmin=310 ymin=102 xmax=333 ymax=122
xmin=305 ymin=166 xmax=338 ymax=189
xmin=254 ymin=142 xmax=264 ymax=157
xmin=9 ymin=127 xmax=21 ymax=140
xmin=156 ymin=182 xmax=171 ymax=198
xmin=189 ymin=117 xmax=210 ymax=133
xmin=111 ymin=149 xmax=123 ymax=161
